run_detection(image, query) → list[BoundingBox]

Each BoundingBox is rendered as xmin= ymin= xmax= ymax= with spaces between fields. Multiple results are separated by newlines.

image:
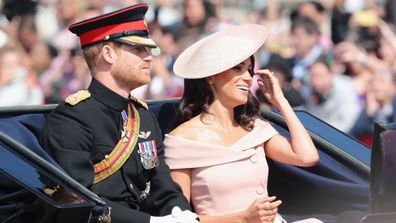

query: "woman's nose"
xmin=243 ymin=71 xmax=253 ymax=84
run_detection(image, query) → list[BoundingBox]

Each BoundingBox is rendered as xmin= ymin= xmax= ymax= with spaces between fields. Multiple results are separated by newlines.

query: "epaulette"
xmin=65 ymin=90 xmax=91 ymax=106
xmin=130 ymin=95 xmax=148 ymax=110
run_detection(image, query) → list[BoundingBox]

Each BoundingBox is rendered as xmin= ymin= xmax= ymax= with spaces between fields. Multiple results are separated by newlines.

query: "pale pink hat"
xmin=173 ymin=24 xmax=268 ymax=79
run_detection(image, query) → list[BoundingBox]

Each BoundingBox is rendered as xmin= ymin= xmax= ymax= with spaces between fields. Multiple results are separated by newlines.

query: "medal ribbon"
xmin=93 ymin=103 xmax=140 ymax=184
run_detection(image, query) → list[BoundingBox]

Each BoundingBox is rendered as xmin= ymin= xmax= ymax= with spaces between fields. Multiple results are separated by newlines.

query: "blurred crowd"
xmin=1 ymin=0 xmax=396 ymax=146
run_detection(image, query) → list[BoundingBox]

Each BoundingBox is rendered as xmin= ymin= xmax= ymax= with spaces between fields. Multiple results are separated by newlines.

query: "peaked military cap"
xmin=69 ymin=3 xmax=157 ymax=49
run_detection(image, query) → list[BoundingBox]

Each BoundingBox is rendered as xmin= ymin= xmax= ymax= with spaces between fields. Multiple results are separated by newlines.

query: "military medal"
xmin=121 ymin=110 xmax=128 ymax=138
xmin=138 ymin=140 xmax=159 ymax=169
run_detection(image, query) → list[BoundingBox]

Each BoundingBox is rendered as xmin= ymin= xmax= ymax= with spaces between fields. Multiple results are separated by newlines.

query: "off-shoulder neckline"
xmin=164 ymin=132 xmax=252 ymax=149
xmin=164 ymin=118 xmax=271 ymax=149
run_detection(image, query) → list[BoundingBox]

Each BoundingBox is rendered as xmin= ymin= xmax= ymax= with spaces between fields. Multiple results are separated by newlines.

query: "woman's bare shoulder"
xmin=168 ymin=117 xmax=204 ymax=140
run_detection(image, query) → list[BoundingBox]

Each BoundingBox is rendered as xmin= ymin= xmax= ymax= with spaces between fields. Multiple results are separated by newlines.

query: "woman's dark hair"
xmin=171 ymin=56 xmax=261 ymax=131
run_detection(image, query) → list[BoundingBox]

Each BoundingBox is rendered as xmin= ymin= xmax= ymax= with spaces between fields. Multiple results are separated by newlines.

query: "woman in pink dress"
xmin=164 ymin=24 xmax=322 ymax=223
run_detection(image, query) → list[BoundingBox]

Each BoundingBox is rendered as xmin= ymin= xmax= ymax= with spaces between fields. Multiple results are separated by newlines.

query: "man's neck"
xmin=94 ymin=72 xmax=130 ymax=99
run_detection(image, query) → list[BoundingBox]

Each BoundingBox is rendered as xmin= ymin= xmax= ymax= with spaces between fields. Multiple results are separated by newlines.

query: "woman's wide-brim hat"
xmin=173 ymin=24 xmax=267 ymax=79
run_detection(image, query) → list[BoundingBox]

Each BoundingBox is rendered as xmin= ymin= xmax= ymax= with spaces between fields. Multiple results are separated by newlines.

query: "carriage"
xmin=0 ymin=99 xmax=395 ymax=223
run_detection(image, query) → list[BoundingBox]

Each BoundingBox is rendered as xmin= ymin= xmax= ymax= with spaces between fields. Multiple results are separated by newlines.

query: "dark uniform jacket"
xmin=40 ymin=78 xmax=190 ymax=223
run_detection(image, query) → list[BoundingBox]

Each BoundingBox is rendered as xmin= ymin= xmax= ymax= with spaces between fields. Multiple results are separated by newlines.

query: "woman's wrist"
xmin=239 ymin=210 xmax=248 ymax=223
xmin=273 ymin=97 xmax=289 ymax=109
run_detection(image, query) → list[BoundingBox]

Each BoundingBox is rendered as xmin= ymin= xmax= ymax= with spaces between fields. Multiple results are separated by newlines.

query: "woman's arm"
xmin=170 ymin=169 xmax=281 ymax=223
xmin=256 ymin=69 xmax=319 ymax=167
xmin=170 ymin=169 xmax=192 ymax=202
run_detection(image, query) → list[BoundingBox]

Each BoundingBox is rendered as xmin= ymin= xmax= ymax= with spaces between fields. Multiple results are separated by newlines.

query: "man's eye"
xmin=130 ymin=46 xmax=148 ymax=53
xmin=137 ymin=47 xmax=148 ymax=52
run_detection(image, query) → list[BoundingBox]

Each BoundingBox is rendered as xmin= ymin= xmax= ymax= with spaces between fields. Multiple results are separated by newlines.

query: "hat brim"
xmin=173 ymin=24 xmax=268 ymax=79
xmin=114 ymin=36 xmax=157 ymax=48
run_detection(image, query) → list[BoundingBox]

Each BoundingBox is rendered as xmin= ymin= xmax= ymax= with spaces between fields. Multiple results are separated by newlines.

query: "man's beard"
xmin=112 ymin=66 xmax=150 ymax=90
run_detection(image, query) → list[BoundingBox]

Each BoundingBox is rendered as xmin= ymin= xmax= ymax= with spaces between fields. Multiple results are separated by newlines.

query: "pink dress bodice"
xmin=165 ymin=118 xmax=324 ymax=223
xmin=164 ymin=119 xmax=278 ymax=215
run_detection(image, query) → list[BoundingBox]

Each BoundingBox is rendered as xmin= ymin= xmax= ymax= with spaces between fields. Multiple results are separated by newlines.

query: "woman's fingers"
xmin=255 ymin=69 xmax=280 ymax=91
xmin=256 ymin=69 xmax=286 ymax=108
xmin=255 ymin=69 xmax=274 ymax=78
xmin=256 ymin=197 xmax=282 ymax=217
xmin=257 ymin=79 xmax=268 ymax=89
xmin=260 ymin=200 xmax=282 ymax=211
xmin=246 ymin=197 xmax=282 ymax=222
xmin=255 ymin=196 xmax=277 ymax=204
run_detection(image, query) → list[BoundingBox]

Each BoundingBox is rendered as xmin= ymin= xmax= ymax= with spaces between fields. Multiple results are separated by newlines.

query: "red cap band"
xmin=79 ymin=20 xmax=147 ymax=47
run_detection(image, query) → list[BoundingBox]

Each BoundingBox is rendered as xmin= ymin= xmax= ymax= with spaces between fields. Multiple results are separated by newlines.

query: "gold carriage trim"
xmin=93 ymin=103 xmax=140 ymax=184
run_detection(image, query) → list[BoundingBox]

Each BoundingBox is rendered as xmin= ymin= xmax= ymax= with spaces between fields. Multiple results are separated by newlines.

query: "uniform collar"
xmin=88 ymin=78 xmax=129 ymax=112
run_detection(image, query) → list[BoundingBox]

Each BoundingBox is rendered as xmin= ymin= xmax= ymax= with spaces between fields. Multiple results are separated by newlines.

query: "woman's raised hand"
xmin=242 ymin=196 xmax=282 ymax=223
xmin=255 ymin=69 xmax=286 ymax=108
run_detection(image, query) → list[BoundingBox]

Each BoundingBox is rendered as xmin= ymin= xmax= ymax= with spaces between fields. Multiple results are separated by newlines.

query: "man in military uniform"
xmin=40 ymin=4 xmax=197 ymax=223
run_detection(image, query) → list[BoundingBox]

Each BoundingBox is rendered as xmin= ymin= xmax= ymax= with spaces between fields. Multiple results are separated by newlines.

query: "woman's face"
xmin=209 ymin=58 xmax=253 ymax=107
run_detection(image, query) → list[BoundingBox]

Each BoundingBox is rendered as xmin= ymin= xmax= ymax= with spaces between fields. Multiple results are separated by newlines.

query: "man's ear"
xmin=102 ymin=44 xmax=117 ymax=64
